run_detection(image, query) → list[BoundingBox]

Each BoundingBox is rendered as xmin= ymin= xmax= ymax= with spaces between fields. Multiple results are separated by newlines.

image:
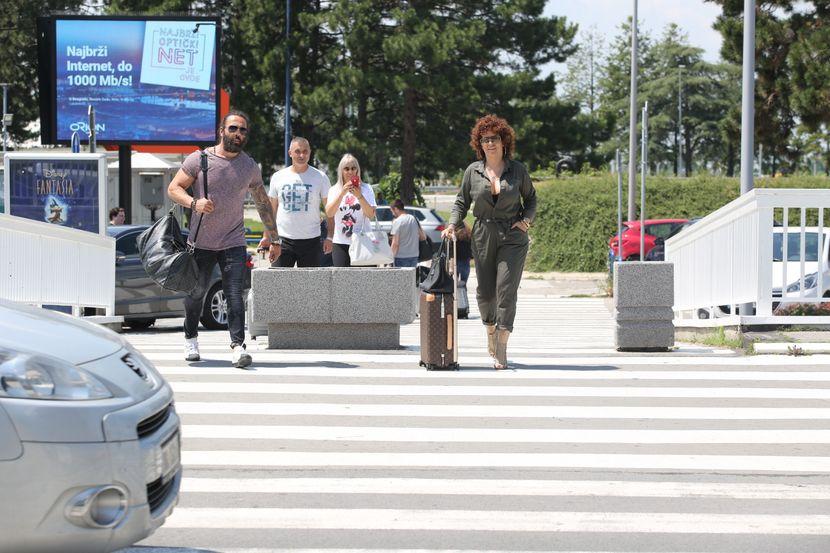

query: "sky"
xmin=543 ymin=0 xmax=725 ymax=76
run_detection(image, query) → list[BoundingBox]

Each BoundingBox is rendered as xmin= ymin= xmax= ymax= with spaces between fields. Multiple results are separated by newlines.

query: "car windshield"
xmin=404 ymin=208 xmax=426 ymax=221
xmin=773 ymin=232 xmax=823 ymax=262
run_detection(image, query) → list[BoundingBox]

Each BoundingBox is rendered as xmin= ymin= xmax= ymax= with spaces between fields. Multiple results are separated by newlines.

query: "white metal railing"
xmin=665 ymin=188 xmax=830 ymax=325
xmin=0 ymin=214 xmax=115 ymax=316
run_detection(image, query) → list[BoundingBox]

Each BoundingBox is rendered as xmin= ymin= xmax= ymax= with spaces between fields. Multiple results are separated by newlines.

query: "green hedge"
xmin=525 ymin=175 xmax=830 ymax=273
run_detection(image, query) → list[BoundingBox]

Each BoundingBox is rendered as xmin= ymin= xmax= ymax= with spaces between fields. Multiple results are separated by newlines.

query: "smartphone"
xmin=350 ymin=175 xmax=359 ymax=188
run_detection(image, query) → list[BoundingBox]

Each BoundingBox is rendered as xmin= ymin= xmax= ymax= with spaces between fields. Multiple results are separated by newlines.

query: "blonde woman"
xmin=325 ymin=153 xmax=377 ymax=267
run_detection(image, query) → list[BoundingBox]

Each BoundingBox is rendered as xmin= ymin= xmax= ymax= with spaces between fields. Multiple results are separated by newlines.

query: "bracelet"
xmin=190 ymin=199 xmax=197 ymax=211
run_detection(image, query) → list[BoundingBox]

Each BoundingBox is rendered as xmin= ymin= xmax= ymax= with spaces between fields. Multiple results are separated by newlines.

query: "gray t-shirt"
xmin=181 ymin=149 xmax=263 ymax=251
xmin=391 ymin=213 xmax=420 ymax=259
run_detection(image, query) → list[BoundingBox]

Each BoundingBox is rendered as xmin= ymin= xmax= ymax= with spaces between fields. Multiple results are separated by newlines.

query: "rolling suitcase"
xmin=419 ymin=237 xmax=459 ymax=371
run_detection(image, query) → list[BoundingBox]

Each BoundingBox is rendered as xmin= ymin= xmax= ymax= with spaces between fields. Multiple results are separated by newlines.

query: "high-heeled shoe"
xmin=494 ymin=328 xmax=510 ymax=370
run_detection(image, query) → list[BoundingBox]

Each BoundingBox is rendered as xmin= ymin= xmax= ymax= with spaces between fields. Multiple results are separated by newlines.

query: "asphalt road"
xmin=118 ymin=294 xmax=830 ymax=553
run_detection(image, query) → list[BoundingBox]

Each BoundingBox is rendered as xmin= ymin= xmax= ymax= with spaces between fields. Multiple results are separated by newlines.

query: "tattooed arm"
xmin=250 ymin=182 xmax=281 ymax=262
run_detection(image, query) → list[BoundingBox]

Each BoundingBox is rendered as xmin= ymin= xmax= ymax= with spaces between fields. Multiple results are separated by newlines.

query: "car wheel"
xmin=200 ymin=283 xmax=229 ymax=330
xmin=626 ymin=255 xmax=640 ymax=261
xmin=125 ymin=318 xmax=155 ymax=330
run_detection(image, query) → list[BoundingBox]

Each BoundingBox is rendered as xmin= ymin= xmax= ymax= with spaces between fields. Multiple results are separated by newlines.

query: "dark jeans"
xmin=272 ymin=236 xmax=321 ymax=267
xmin=184 ymin=246 xmax=247 ymax=346
xmin=394 ymin=256 xmax=419 ymax=268
xmin=332 ymin=242 xmax=351 ymax=267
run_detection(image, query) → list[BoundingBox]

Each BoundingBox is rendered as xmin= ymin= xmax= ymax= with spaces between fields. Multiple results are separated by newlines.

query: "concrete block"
xmin=614 ymin=306 xmax=675 ymax=321
xmin=613 ymin=261 xmax=674 ymax=308
xmin=615 ymin=320 xmax=675 ymax=350
xmin=268 ymin=323 xmax=400 ymax=349
xmin=330 ymin=268 xmax=417 ymax=324
xmin=251 ymin=268 xmax=331 ymax=323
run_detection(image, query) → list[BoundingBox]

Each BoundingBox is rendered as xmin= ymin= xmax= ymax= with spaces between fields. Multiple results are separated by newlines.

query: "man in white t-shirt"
xmin=261 ymin=137 xmax=334 ymax=266
xmin=390 ymin=199 xmax=425 ymax=267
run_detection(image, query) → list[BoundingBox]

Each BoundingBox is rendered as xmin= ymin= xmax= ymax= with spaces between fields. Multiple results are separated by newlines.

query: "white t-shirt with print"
xmin=328 ymin=183 xmax=377 ymax=245
xmin=268 ymin=165 xmax=331 ymax=240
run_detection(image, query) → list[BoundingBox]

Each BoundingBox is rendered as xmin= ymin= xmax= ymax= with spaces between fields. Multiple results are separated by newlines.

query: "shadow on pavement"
xmin=186 ymin=360 xmax=358 ymax=369
xmin=461 ymin=363 xmax=620 ymax=371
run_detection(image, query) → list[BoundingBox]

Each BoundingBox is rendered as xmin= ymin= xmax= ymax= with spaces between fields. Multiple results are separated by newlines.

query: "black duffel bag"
xmin=137 ymin=151 xmax=209 ymax=293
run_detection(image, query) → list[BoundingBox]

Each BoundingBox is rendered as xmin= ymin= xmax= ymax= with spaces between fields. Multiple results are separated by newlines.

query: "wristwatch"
xmin=271 ymin=238 xmax=282 ymax=246
xmin=190 ymin=199 xmax=197 ymax=211
xmin=521 ymin=217 xmax=532 ymax=228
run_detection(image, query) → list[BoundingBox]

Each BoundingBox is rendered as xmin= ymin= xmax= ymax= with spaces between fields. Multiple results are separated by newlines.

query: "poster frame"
xmin=3 ymin=152 xmax=109 ymax=236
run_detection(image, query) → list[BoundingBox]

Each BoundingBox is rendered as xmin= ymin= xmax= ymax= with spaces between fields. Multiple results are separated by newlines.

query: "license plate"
xmin=160 ymin=432 xmax=181 ymax=480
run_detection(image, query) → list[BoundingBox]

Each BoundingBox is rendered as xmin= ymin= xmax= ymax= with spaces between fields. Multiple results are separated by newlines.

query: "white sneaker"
xmin=232 ymin=344 xmax=252 ymax=368
xmin=184 ymin=337 xmax=200 ymax=361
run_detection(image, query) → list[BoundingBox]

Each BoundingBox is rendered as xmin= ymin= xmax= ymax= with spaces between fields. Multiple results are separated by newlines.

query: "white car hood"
xmin=0 ymin=299 xmax=125 ymax=364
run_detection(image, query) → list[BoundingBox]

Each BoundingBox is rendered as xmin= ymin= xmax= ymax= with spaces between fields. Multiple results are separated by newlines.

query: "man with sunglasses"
xmin=167 ymin=110 xmax=279 ymax=368
xmin=261 ymin=137 xmax=334 ymax=267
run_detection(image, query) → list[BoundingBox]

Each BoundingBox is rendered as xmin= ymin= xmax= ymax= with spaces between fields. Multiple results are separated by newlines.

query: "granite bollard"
xmin=250 ymin=267 xmax=417 ymax=349
xmin=613 ymin=261 xmax=675 ymax=351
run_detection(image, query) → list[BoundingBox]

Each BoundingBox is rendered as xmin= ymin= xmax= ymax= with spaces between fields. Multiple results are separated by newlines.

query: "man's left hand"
xmin=323 ymin=238 xmax=333 ymax=254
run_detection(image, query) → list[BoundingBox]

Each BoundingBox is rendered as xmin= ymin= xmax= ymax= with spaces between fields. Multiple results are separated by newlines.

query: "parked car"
xmin=643 ymin=218 xmax=702 ymax=261
xmin=0 ymin=299 xmax=180 ymax=552
xmin=373 ymin=205 xmax=446 ymax=250
xmin=772 ymin=226 xmax=830 ymax=302
xmin=108 ymin=225 xmax=253 ymax=330
xmin=609 ymin=218 xmax=689 ymax=262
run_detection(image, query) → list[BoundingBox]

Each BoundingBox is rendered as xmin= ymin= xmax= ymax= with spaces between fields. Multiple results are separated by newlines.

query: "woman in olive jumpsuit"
xmin=444 ymin=114 xmax=537 ymax=369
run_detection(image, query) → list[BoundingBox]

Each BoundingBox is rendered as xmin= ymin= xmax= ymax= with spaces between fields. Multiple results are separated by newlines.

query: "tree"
xmin=0 ymin=0 xmax=86 ymax=147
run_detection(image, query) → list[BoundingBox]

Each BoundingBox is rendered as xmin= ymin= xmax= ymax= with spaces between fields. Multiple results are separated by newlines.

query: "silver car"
xmin=374 ymin=205 xmax=447 ymax=250
xmin=0 ymin=299 xmax=181 ymax=553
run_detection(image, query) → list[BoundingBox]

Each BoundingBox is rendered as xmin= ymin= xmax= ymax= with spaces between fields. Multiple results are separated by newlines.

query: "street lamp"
xmin=627 ymin=0 xmax=639 ymax=221
xmin=284 ymin=0 xmax=292 ymax=166
xmin=677 ymin=65 xmax=685 ymax=176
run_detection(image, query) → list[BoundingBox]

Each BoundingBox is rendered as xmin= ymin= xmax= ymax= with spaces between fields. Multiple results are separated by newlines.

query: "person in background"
xmin=109 ymin=207 xmax=125 ymax=225
xmin=442 ymin=114 xmax=536 ymax=369
xmin=325 ymin=153 xmax=377 ymax=267
xmin=390 ymin=199 xmax=426 ymax=268
xmin=167 ymin=109 xmax=279 ymax=368
xmin=261 ymin=137 xmax=333 ymax=267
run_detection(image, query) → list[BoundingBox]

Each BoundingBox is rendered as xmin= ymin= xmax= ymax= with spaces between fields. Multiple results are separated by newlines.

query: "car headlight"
xmin=0 ymin=349 xmax=112 ymax=400
xmin=786 ymin=273 xmax=819 ymax=293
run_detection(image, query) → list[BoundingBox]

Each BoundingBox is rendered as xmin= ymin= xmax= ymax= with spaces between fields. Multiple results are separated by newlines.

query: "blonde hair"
xmin=335 ymin=153 xmax=362 ymax=188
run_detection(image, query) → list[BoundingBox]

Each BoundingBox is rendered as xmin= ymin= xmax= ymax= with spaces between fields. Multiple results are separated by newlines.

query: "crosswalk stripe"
xmin=168 ymin=382 xmax=830 ymax=399
xmin=182 ymin=451 xmax=830 ymax=472
xmin=180 ymin=425 xmax=830 ymax=444
xmin=153 ymin=366 xmax=830 ymax=380
xmin=175 ymin=402 xmax=830 ymax=419
xmin=162 ymin=508 xmax=830 ymax=533
xmin=139 ymin=352 xmax=830 ymax=365
xmin=180 ymin=477 xmax=830 ymax=499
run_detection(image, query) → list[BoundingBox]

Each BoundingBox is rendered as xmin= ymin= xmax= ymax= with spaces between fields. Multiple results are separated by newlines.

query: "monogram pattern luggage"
xmin=419 ymin=237 xmax=459 ymax=371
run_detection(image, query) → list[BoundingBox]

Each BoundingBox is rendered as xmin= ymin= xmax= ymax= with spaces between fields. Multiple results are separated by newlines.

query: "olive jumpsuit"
xmin=449 ymin=159 xmax=537 ymax=332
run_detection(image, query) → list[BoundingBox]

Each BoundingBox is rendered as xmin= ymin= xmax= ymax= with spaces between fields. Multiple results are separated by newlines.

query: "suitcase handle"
xmin=446 ymin=314 xmax=453 ymax=350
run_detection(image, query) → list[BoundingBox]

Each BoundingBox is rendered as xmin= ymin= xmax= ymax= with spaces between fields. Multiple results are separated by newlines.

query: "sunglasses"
xmin=225 ymin=125 xmax=249 ymax=135
xmin=480 ymin=135 xmax=501 ymax=145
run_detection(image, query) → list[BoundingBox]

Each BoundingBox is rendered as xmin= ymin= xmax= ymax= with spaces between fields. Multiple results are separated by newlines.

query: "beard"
xmin=222 ymin=132 xmax=247 ymax=153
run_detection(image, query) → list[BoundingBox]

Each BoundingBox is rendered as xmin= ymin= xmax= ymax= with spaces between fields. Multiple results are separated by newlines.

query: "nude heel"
xmin=494 ymin=329 xmax=510 ymax=370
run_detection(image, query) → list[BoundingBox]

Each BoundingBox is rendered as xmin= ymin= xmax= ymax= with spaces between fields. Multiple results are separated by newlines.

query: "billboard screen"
xmin=39 ymin=16 xmax=219 ymax=145
xmin=4 ymin=154 xmax=107 ymax=234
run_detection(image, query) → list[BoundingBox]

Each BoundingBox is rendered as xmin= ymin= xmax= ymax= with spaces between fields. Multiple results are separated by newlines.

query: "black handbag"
xmin=419 ymin=238 xmax=455 ymax=294
xmin=137 ymin=151 xmax=209 ymax=293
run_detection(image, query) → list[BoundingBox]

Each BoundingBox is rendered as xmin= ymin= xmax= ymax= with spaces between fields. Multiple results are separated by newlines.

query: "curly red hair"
xmin=469 ymin=114 xmax=516 ymax=160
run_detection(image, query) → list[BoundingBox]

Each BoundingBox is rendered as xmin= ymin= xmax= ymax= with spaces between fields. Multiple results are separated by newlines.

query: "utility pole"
xmin=740 ymin=0 xmax=756 ymax=195
xmin=627 ymin=0 xmax=639 ymax=221
xmin=1 ymin=83 xmax=9 ymax=154
xmin=284 ymin=0 xmax=292 ymax=166
xmin=677 ymin=65 xmax=685 ymax=176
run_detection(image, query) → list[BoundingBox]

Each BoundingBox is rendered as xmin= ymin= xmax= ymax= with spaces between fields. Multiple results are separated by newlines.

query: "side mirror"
xmin=115 ymin=251 xmax=126 ymax=264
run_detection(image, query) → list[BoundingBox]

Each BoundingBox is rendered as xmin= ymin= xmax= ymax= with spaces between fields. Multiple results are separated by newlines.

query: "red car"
xmin=609 ymin=219 xmax=689 ymax=261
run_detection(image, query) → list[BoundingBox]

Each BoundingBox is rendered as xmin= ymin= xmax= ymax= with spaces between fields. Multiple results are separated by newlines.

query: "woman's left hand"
xmin=511 ymin=220 xmax=529 ymax=233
